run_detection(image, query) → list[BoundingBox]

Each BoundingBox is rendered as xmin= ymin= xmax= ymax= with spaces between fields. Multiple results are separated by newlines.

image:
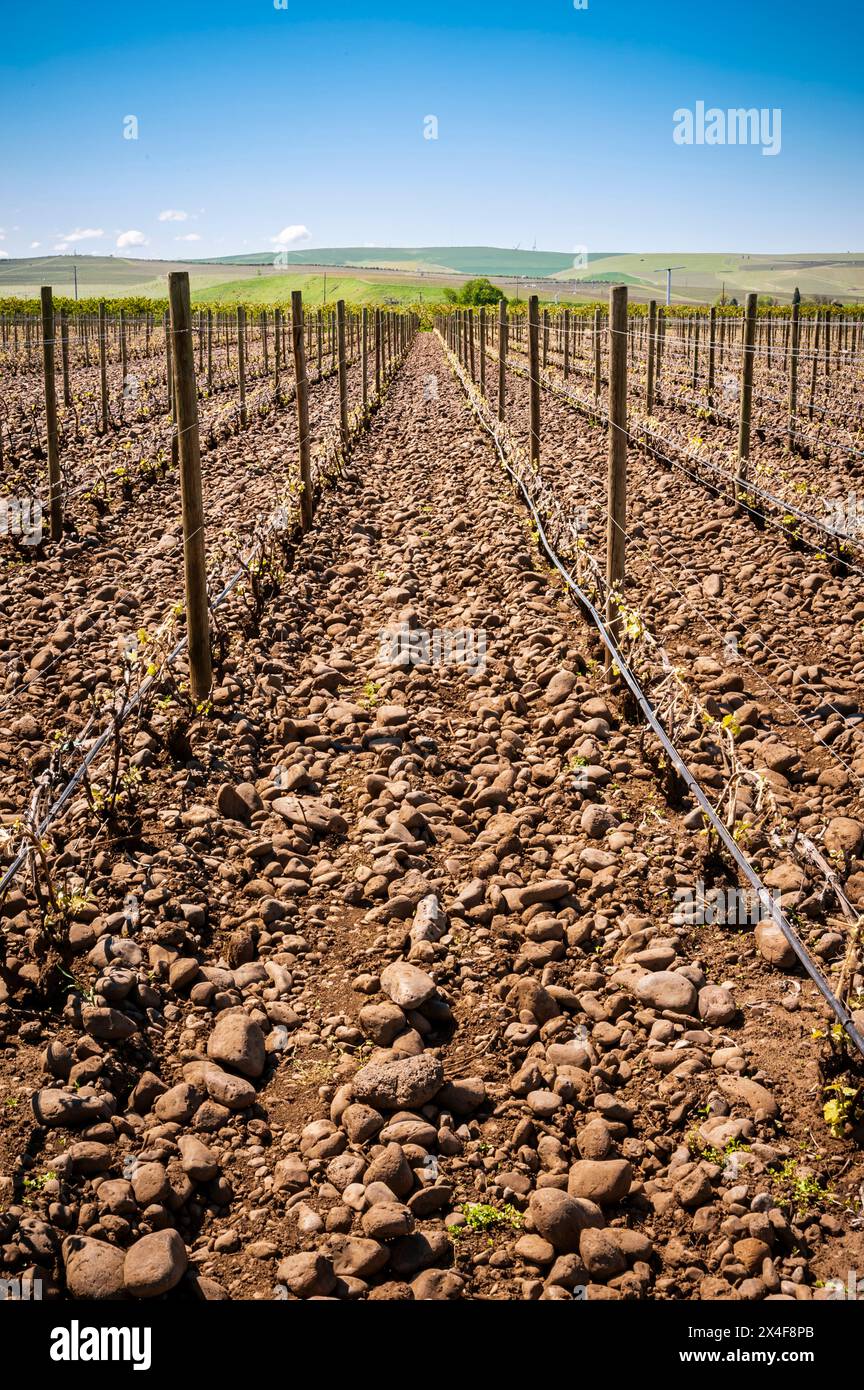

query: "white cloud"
xmin=0 ymin=251 xmax=8 ymax=260
xmin=159 ymin=209 xmax=188 ymax=222
xmin=175 ymin=233 xmax=201 ymax=242
xmin=116 ymin=229 xmax=148 ymax=248
xmin=30 ymin=241 xmax=40 ymax=249
xmin=53 ymin=227 xmax=104 ymax=252
xmin=60 ymin=227 xmax=104 ymax=242
xmin=270 ymin=224 xmax=311 ymax=248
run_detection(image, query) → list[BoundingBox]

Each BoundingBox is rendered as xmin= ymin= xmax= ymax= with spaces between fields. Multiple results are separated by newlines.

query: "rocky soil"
xmin=0 ymin=330 xmax=863 ymax=1303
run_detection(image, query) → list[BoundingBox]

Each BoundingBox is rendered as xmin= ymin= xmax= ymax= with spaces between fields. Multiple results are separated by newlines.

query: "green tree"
xmin=458 ymin=277 xmax=506 ymax=306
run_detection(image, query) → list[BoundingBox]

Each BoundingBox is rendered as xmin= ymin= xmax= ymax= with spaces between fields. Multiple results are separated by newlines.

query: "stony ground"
xmin=1 ymin=331 xmax=863 ymax=1303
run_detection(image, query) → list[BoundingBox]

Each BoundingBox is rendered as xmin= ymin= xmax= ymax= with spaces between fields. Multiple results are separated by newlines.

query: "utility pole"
xmin=655 ymin=266 xmax=685 ymax=307
xmin=73 ymin=263 xmax=78 ymax=301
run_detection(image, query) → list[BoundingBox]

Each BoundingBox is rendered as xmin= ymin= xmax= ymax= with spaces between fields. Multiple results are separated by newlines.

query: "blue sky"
xmin=1 ymin=0 xmax=861 ymax=258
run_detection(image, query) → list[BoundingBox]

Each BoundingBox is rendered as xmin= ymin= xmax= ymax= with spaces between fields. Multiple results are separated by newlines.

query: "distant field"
xmin=0 ymin=256 xmax=292 ymax=300
xmin=1 ymin=249 xmax=862 ymax=306
xmin=559 ymin=252 xmax=864 ymax=303
xmin=189 ymin=274 xmax=447 ymax=307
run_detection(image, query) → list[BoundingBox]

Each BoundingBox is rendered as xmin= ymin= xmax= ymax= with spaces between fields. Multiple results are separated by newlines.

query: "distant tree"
xmin=792 ymin=286 xmax=801 ymax=305
xmin=458 ymin=277 xmax=506 ymax=306
xmin=442 ymin=287 xmax=459 ymax=303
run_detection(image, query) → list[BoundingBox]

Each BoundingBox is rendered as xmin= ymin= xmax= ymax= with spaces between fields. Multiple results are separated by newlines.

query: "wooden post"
xmin=261 ymin=309 xmax=268 ymax=373
xmin=168 ymin=272 xmax=211 ymax=705
xmin=206 ymin=310 xmax=213 ymax=393
xmin=606 ymin=285 xmax=628 ymax=667
xmin=237 ymin=306 xmax=248 ymax=428
xmin=479 ymin=306 xmax=486 ymax=395
xmin=60 ymin=309 xmax=71 ymax=407
xmin=40 ymin=287 xmax=62 ymax=542
xmin=542 ymin=309 xmax=549 ymax=368
xmin=362 ymin=307 xmax=369 ymax=413
xmin=274 ymin=307 xmax=282 ymax=390
xmin=707 ymin=306 xmax=716 ymax=405
xmin=593 ymin=307 xmax=602 ymax=400
xmin=164 ymin=310 xmax=173 ymax=413
xmin=336 ymin=299 xmax=349 ymax=450
xmin=98 ymin=301 xmax=109 ymax=432
xmin=691 ymin=315 xmax=700 ymax=390
xmin=563 ymin=308 xmax=570 ymax=380
xmin=646 ymin=300 xmax=657 ymax=413
xmin=375 ymin=309 xmax=382 ymax=395
xmin=736 ymin=292 xmax=758 ymax=498
xmin=788 ymin=300 xmax=800 ymax=452
xmin=291 ymin=291 xmax=313 ymax=532
xmin=528 ymin=295 xmax=541 ymax=465
xmin=468 ymin=310 xmax=476 ymax=382
xmin=119 ymin=308 xmax=128 ymax=386
xmin=498 ymin=299 xmax=507 ymax=423
xmin=808 ymin=311 xmax=821 ymax=420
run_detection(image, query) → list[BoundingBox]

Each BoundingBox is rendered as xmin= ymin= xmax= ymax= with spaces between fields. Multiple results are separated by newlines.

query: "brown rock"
xmin=351 ymin=1054 xmax=444 ymax=1110
xmin=63 ymin=1236 xmax=125 ymax=1299
xmin=528 ymin=1189 xmax=603 ymax=1252
xmin=276 ymin=1252 xmax=336 ymax=1298
xmin=123 ymin=1229 xmax=188 ymax=1298
xmin=567 ymin=1159 xmax=633 ymax=1206
xmin=754 ymin=921 xmax=796 ymax=969
xmin=206 ymin=1012 xmax=266 ymax=1078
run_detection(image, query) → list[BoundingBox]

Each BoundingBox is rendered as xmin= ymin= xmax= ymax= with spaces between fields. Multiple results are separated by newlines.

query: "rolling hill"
xmin=1 ymin=249 xmax=862 ymax=305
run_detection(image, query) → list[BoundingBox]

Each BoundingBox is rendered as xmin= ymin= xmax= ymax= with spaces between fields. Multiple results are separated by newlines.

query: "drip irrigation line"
xmin=440 ymin=330 xmax=864 ymax=1060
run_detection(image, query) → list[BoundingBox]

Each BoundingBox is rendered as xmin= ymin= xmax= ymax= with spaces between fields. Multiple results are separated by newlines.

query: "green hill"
xmin=189 ymin=274 xmax=445 ymax=307
xmin=198 ymin=246 xmax=601 ymax=278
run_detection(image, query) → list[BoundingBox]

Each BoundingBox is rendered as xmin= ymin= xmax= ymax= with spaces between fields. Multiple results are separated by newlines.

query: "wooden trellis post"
xmin=736 ymin=292 xmax=758 ymax=502
xmin=362 ymin=307 xmax=369 ymax=413
xmin=528 ymin=295 xmax=541 ymax=464
xmin=168 ymin=272 xmax=211 ymax=705
xmin=498 ymin=300 xmax=507 ymax=423
xmin=60 ymin=308 xmax=71 ymax=407
xmin=479 ymin=307 xmax=486 ymax=396
xmin=291 ymin=291 xmax=313 ymax=532
xmin=606 ymin=285 xmax=628 ymax=668
xmin=646 ymin=299 xmax=657 ymax=412
xmin=98 ymin=301 xmax=109 ymax=432
xmin=788 ymin=300 xmax=800 ymax=452
xmin=593 ymin=307 xmax=602 ymax=401
xmin=336 ymin=299 xmax=349 ymax=450
xmin=40 ymin=287 xmax=62 ymax=542
xmin=237 ymin=306 xmax=248 ymax=428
